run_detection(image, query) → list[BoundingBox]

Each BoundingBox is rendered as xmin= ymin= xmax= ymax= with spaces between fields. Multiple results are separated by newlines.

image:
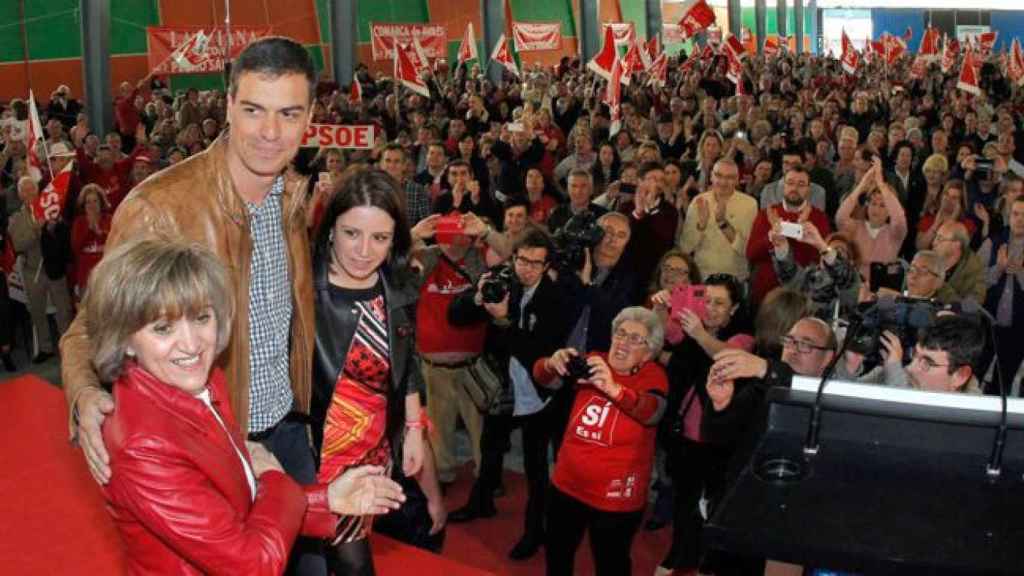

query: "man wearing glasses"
xmin=447 ymin=230 xmax=576 ymax=561
xmin=903 ymin=250 xmax=946 ymax=299
xmin=930 ymin=220 xmax=986 ymax=304
xmin=881 ymin=315 xmax=985 ymax=394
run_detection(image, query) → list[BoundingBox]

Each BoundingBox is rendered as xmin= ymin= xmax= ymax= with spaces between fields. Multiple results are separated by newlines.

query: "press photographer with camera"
xmin=545 ymin=168 xmax=607 ymax=234
xmin=531 ymin=307 xmax=669 ymax=576
xmin=445 ymin=230 xmax=576 ymax=561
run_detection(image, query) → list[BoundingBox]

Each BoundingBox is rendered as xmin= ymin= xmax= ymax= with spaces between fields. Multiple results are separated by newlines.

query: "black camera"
xmin=565 ymin=355 xmax=592 ymax=381
xmin=480 ymin=264 xmax=517 ymax=304
xmin=846 ymin=297 xmax=939 ymax=367
xmin=552 ymin=211 xmax=606 ymax=273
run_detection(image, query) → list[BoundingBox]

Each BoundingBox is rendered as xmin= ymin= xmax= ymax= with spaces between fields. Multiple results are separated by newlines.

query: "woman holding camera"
xmin=534 ymin=307 xmax=669 ymax=576
xmin=93 ymin=239 xmax=405 ymax=575
xmin=311 ymin=169 xmax=438 ymax=574
xmin=652 ymin=273 xmax=754 ymax=576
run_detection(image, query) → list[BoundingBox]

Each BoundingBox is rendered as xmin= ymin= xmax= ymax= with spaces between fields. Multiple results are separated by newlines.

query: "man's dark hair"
xmin=638 ymin=160 xmax=665 ymax=179
xmin=447 ymin=159 xmax=471 ymax=172
xmin=783 ymin=145 xmax=804 ymax=159
xmin=503 ymin=195 xmax=531 ymax=218
xmin=918 ymin=315 xmax=985 ymax=375
xmin=515 ymin=228 xmax=554 ymax=259
xmin=229 ymin=36 xmax=316 ymax=102
xmin=381 ymin=142 xmax=407 ymax=158
xmin=892 ymin=139 xmax=914 ymax=160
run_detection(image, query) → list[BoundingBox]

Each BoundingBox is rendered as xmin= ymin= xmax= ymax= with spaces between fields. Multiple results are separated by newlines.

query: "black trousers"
xmin=544 ymin=485 xmax=643 ymax=576
xmin=253 ymin=419 xmax=328 ymax=576
xmin=994 ymin=326 xmax=1024 ymax=397
xmin=476 ymin=396 xmax=568 ymax=540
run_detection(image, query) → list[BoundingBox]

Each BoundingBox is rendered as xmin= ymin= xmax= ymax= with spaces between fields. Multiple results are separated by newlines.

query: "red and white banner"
xmin=623 ymin=38 xmax=648 ymax=76
xmin=1009 ymin=38 xmax=1024 ymax=87
xmin=678 ymin=0 xmax=716 ymax=41
xmin=147 ymin=26 xmax=271 ymax=75
xmin=723 ymin=34 xmax=746 ymax=61
xmin=301 ymin=125 xmax=375 ymax=149
xmin=370 ymin=23 xmax=447 ymax=61
xmin=662 ymin=22 xmax=685 ymax=45
xmin=33 ymin=160 xmax=74 ymax=222
xmin=512 ymin=21 xmax=561 ymax=52
xmin=917 ymin=26 xmax=940 ymax=61
xmin=349 ymin=76 xmax=362 ymax=105
xmin=977 ymin=31 xmax=998 ymax=57
xmin=958 ymin=49 xmax=981 ymax=96
xmin=25 ymin=91 xmax=45 ymax=183
xmin=942 ymin=36 xmax=959 ymax=74
xmin=457 ymin=22 xmax=479 ymax=66
xmin=883 ymin=33 xmax=907 ymax=65
xmin=490 ymin=33 xmax=520 ymax=78
xmin=841 ymin=30 xmax=860 ymax=75
xmin=394 ymin=42 xmax=431 ymax=97
xmin=607 ymin=57 xmax=624 ymax=136
xmin=647 ymin=53 xmax=668 ymax=88
xmin=602 ymin=22 xmax=636 ymax=47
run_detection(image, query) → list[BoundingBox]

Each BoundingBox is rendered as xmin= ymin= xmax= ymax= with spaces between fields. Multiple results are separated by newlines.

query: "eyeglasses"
xmin=662 ymin=265 xmax=689 ymax=276
xmin=612 ymin=328 xmax=649 ymax=348
xmin=780 ymin=335 xmax=831 ymax=355
xmin=907 ymin=265 xmax=940 ymax=278
xmin=908 ymin=349 xmax=957 ymax=373
xmin=514 ymin=255 xmax=547 ymax=270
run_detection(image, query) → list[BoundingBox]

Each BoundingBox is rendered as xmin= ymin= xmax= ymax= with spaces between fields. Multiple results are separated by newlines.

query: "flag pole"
xmin=224 ymin=0 xmax=232 ymax=88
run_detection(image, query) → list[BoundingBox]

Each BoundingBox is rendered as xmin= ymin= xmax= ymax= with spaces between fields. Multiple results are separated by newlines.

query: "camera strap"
xmin=439 ymin=251 xmax=477 ymax=285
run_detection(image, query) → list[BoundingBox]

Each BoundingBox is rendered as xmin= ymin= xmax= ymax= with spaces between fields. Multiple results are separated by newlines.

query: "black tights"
xmin=545 ymin=486 xmax=643 ymax=576
xmin=327 ymin=538 xmax=375 ymax=576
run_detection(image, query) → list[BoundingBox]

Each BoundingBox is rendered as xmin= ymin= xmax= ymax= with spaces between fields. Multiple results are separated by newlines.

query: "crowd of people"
xmin=1 ymin=27 xmax=1022 ymax=575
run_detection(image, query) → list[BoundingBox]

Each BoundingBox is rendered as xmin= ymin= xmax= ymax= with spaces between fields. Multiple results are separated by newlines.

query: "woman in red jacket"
xmin=69 ymin=184 xmax=111 ymax=300
xmin=85 ymin=239 xmax=405 ymax=576
xmin=533 ymin=307 xmax=669 ymax=576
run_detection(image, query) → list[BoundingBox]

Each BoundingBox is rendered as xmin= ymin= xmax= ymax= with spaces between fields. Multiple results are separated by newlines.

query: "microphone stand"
xmin=804 ymin=314 xmax=865 ymax=456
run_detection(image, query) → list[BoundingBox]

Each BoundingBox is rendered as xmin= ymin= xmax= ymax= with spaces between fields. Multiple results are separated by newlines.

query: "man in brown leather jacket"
xmin=59 ymin=37 xmax=326 ymax=575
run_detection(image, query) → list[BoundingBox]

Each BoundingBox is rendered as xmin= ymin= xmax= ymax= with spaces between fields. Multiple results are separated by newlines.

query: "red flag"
xmin=957 ymin=49 xmax=981 ymax=96
xmin=918 ymin=26 xmax=940 ymax=60
xmin=25 ymin=91 xmax=47 ymax=183
xmin=647 ymin=52 xmax=668 ymax=88
xmin=978 ymin=31 xmax=998 ymax=56
xmin=394 ymin=42 xmax=430 ymax=97
xmin=588 ymin=25 xmax=623 ymax=83
xmin=607 ymin=56 xmax=624 ymax=136
xmin=1010 ymin=38 xmax=1024 ymax=87
xmin=349 ymin=75 xmax=362 ymax=105
xmin=841 ymin=30 xmax=859 ymax=75
xmin=869 ymin=39 xmax=885 ymax=61
xmin=489 ymin=33 xmax=519 ymax=78
xmin=678 ymin=0 xmax=716 ymax=41
xmin=724 ymin=34 xmax=747 ymax=61
xmin=646 ymin=36 xmax=661 ymax=62
xmin=942 ymin=35 xmax=959 ymax=74
xmin=33 ymin=159 xmax=73 ymax=222
xmin=700 ymin=44 xmax=715 ymax=62
xmin=902 ymin=26 xmax=913 ymax=43
xmin=623 ymin=37 xmax=648 ymax=76
xmin=883 ymin=33 xmax=907 ymax=65
xmin=909 ymin=55 xmax=927 ymax=80
xmin=457 ymin=22 xmax=479 ymax=67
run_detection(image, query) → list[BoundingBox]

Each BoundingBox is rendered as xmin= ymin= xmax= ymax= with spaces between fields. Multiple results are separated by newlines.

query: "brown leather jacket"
xmin=60 ymin=134 xmax=314 ymax=437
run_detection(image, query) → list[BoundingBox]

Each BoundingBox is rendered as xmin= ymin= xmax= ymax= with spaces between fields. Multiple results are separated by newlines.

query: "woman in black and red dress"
xmin=311 ymin=168 xmax=441 ymax=574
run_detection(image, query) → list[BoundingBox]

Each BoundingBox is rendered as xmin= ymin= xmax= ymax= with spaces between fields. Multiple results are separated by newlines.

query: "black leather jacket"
xmin=310 ymin=258 xmax=424 ymax=466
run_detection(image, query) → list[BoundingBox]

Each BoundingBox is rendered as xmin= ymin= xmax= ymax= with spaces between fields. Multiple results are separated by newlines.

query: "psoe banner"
xmin=301 ymin=125 xmax=376 ymax=150
xmin=512 ymin=22 xmax=562 ymax=52
xmin=602 ymin=22 xmax=636 ymax=47
xmin=147 ymin=26 xmax=272 ymax=75
xmin=370 ymin=23 xmax=448 ymax=61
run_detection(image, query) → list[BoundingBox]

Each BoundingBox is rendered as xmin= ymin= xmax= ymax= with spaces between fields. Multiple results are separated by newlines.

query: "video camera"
xmin=846 ymin=297 xmax=940 ymax=368
xmin=552 ymin=211 xmax=605 ymax=273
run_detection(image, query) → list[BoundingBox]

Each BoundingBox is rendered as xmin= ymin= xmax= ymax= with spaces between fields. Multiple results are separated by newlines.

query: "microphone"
xmin=960 ymin=300 xmax=1007 ymax=479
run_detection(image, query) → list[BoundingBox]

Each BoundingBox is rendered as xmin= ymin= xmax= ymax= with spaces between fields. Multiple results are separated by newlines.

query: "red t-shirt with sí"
xmin=549 ymin=352 xmax=669 ymax=512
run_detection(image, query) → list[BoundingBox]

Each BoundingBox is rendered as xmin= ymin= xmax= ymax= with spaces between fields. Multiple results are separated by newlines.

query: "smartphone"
xmin=434 ymin=213 xmax=466 ymax=245
xmin=618 ymin=183 xmax=637 ymax=196
xmin=319 ymin=171 xmax=332 ymax=186
xmin=670 ymin=284 xmax=708 ymax=322
xmin=779 ymin=221 xmax=805 ymax=241
xmin=870 ymin=262 xmax=906 ymax=293
xmin=507 ymin=122 xmax=525 ymax=133
xmin=735 ymin=130 xmax=747 ymax=140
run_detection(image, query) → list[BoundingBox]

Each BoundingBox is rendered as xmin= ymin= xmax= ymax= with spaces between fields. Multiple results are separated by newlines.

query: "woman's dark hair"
xmin=313 ymin=168 xmax=412 ymax=279
xmin=229 ymin=36 xmax=316 ymax=102
xmin=704 ymin=273 xmax=744 ymax=310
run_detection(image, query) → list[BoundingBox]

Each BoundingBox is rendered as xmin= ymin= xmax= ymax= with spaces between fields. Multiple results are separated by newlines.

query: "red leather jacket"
xmin=102 ymin=365 xmax=335 ymax=575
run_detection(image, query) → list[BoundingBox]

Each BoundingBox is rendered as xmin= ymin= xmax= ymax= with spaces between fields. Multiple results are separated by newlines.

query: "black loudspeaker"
xmin=703 ymin=378 xmax=1024 ymax=576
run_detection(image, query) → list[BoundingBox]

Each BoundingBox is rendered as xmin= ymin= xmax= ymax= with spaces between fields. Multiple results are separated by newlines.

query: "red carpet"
xmin=440 ymin=463 xmax=674 ymax=575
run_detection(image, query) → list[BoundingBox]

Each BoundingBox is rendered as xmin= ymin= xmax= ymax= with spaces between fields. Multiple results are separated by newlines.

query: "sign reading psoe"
xmin=301 ymin=125 xmax=375 ymax=149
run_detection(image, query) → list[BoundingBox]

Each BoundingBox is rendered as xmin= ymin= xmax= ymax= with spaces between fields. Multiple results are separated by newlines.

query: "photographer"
xmin=532 ymin=307 xmax=669 ymax=576
xmin=546 ymin=168 xmax=607 ymax=234
xmin=446 ymin=230 xmax=576 ymax=561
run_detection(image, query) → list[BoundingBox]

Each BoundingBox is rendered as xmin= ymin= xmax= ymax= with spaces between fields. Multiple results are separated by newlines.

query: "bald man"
xmin=931 ymin=221 xmax=986 ymax=304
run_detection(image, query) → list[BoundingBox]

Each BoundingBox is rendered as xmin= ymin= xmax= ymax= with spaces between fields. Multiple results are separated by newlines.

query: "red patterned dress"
xmin=317 ymin=283 xmax=392 ymax=545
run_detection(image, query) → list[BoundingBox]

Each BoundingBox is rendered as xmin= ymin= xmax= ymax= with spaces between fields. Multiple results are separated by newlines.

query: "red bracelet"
xmin=405 ymin=414 xmax=434 ymax=433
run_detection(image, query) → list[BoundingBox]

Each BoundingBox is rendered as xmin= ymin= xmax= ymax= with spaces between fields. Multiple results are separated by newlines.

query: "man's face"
xmin=226 ymin=72 xmax=311 ymax=186
xmin=1011 ymin=201 xmax=1024 ymax=237
xmin=97 ymin=148 xmax=114 ymax=168
xmin=567 ymin=175 xmax=591 ymax=207
xmin=513 ymin=246 xmax=548 ymax=288
xmin=710 ymin=162 xmax=739 ymax=194
xmin=896 ymin=147 xmax=913 ymax=172
xmin=46 ymin=119 xmax=62 ymax=139
xmin=379 ymin=150 xmax=405 ymax=181
xmin=131 ymin=160 xmax=151 ymax=183
xmin=504 ymin=206 xmax=527 ymax=235
xmin=781 ymin=154 xmax=802 ymax=174
xmin=782 ymin=170 xmax=811 ymax=206
xmin=447 ymin=165 xmax=470 ymax=189
xmin=17 ymin=180 xmax=38 ymax=204
xmin=907 ymin=345 xmax=966 ymax=392
xmin=426 ymin=145 xmax=446 ymax=170
xmin=780 ymin=320 xmax=834 ymax=377
xmin=594 ymin=217 xmax=630 ymax=268
xmin=106 ymin=133 xmax=122 ymax=153
xmin=907 ymin=255 xmax=943 ymax=298
xmin=449 ymin=119 xmax=466 ymax=139
xmin=932 ymin=131 xmax=948 ymax=153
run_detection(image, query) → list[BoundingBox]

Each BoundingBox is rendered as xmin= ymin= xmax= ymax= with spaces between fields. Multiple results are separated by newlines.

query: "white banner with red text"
xmin=512 ymin=21 xmax=562 ymax=52
xmin=146 ymin=26 xmax=272 ymax=75
xmin=370 ymin=23 xmax=448 ymax=61
xmin=301 ymin=125 xmax=376 ymax=149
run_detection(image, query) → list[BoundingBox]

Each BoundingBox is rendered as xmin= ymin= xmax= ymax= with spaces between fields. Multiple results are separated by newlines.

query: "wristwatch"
xmin=718 ymin=219 xmax=729 ymax=230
